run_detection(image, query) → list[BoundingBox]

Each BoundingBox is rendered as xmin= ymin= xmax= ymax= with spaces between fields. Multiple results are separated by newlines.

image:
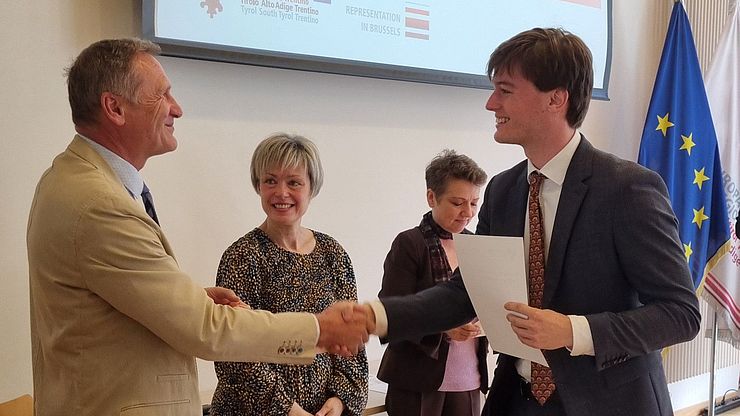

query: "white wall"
xmin=3 ymin=0 xmax=719 ymax=409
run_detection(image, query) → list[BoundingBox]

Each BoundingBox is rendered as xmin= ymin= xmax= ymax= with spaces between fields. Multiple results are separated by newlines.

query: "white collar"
xmin=527 ymin=130 xmax=581 ymax=186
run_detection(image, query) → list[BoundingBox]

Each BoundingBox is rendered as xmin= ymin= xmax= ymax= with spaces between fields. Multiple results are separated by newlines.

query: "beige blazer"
xmin=27 ymin=136 xmax=319 ymax=416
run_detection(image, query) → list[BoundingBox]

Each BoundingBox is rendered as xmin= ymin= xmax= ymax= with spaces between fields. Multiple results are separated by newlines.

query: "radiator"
xmin=664 ymin=298 xmax=740 ymax=383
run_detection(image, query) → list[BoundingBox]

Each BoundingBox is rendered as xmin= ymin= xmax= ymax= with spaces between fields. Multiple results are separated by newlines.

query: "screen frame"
xmin=142 ymin=0 xmax=612 ymax=100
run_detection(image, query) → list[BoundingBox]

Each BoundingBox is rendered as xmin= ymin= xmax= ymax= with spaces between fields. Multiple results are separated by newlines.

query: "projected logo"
xmin=200 ymin=0 xmax=224 ymax=18
xmin=405 ymin=3 xmax=429 ymax=40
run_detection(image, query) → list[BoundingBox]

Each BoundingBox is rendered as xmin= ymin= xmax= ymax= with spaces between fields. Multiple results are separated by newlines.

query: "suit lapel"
xmin=496 ymin=163 xmax=529 ymax=237
xmin=543 ymin=137 xmax=593 ymax=307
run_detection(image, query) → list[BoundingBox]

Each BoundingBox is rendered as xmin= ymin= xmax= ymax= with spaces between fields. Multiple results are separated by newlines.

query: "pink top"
xmin=438 ymin=338 xmax=480 ymax=392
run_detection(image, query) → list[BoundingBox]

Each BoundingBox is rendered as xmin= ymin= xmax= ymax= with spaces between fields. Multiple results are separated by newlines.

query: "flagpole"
xmin=708 ymin=311 xmax=718 ymax=416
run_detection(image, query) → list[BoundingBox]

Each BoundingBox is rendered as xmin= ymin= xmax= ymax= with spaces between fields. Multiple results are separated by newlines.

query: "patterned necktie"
xmin=141 ymin=183 xmax=160 ymax=225
xmin=528 ymin=171 xmax=555 ymax=405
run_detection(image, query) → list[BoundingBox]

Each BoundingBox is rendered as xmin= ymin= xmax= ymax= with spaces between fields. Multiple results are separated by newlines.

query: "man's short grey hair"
xmin=65 ymin=38 xmax=161 ymax=126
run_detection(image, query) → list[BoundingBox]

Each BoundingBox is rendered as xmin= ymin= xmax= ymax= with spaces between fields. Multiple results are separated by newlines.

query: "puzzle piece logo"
xmin=200 ymin=0 xmax=223 ymax=18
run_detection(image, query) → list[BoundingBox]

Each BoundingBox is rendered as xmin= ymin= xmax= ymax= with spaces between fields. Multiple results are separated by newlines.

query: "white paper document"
xmin=455 ymin=234 xmax=548 ymax=366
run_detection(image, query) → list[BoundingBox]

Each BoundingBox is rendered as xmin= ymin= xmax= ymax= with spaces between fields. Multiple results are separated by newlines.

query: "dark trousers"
xmin=505 ymin=379 xmax=566 ymax=416
xmin=386 ymin=385 xmax=481 ymax=416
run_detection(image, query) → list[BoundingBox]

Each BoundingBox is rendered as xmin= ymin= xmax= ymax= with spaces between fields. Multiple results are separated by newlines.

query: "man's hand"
xmin=324 ymin=303 xmax=377 ymax=355
xmin=355 ymin=303 xmax=376 ymax=335
xmin=504 ymin=302 xmax=573 ymax=350
xmin=288 ymin=402 xmax=312 ymax=416
xmin=315 ymin=301 xmax=369 ymax=357
xmin=445 ymin=321 xmax=481 ymax=342
xmin=315 ymin=397 xmax=344 ymax=416
xmin=204 ymin=287 xmax=250 ymax=309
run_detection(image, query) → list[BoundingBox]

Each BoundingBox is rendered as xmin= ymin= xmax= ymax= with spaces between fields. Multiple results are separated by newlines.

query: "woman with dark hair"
xmin=378 ymin=149 xmax=489 ymax=416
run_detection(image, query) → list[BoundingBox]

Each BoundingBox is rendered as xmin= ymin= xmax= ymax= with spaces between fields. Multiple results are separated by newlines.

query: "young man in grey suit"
xmin=363 ymin=28 xmax=701 ymax=416
xmin=27 ymin=38 xmax=368 ymax=415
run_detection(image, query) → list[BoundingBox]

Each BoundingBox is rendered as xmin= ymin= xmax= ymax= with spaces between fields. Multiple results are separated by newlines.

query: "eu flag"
xmin=638 ymin=1 xmax=731 ymax=290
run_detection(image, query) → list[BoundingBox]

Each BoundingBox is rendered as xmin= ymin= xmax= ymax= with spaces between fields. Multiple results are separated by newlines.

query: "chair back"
xmin=0 ymin=395 xmax=33 ymax=416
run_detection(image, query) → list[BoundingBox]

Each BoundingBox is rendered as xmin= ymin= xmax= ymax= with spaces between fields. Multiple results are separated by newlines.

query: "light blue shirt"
xmin=78 ymin=135 xmax=145 ymax=202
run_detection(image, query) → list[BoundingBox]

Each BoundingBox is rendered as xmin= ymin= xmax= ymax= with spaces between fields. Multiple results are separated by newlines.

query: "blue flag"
xmin=638 ymin=1 xmax=731 ymax=290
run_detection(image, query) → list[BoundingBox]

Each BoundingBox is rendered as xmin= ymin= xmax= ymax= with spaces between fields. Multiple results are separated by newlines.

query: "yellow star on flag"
xmin=693 ymin=168 xmax=710 ymax=190
xmin=692 ymin=207 xmax=709 ymax=229
xmin=656 ymin=113 xmax=675 ymax=137
xmin=680 ymin=133 xmax=696 ymax=155
xmin=683 ymin=242 xmax=693 ymax=262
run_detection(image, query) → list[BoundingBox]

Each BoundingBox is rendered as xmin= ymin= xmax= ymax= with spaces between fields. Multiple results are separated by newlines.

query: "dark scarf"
xmin=420 ymin=211 xmax=453 ymax=284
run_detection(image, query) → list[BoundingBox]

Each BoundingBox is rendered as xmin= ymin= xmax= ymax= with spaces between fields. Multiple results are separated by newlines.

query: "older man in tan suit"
xmin=27 ymin=38 xmax=368 ymax=416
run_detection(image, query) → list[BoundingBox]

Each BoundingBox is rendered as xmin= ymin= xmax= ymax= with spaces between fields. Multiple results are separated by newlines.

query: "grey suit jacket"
xmin=27 ymin=136 xmax=320 ymax=415
xmin=382 ymin=137 xmax=701 ymax=416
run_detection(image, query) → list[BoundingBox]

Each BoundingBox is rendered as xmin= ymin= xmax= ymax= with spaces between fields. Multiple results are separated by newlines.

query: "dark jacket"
xmin=382 ymin=138 xmax=700 ymax=416
xmin=378 ymin=227 xmax=488 ymax=393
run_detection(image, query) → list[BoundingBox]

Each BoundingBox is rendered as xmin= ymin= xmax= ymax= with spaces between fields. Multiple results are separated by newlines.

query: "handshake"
xmin=315 ymin=302 xmax=377 ymax=356
xmin=207 ymin=288 xmax=378 ymax=356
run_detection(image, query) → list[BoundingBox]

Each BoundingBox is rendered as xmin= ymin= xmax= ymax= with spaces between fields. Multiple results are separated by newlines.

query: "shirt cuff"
xmin=568 ymin=314 xmax=595 ymax=356
xmin=368 ymin=300 xmax=388 ymax=338
xmin=311 ymin=314 xmax=321 ymax=349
